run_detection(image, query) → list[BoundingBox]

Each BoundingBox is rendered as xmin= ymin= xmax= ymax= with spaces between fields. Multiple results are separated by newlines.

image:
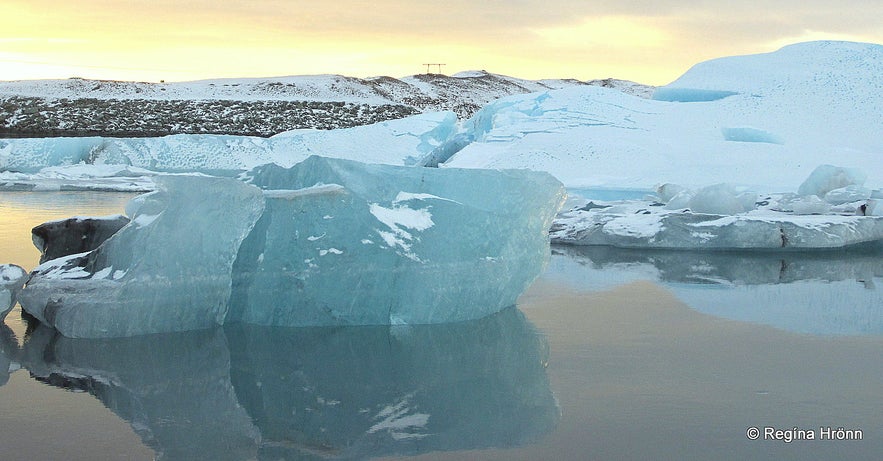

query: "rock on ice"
xmin=32 ymin=215 xmax=130 ymax=263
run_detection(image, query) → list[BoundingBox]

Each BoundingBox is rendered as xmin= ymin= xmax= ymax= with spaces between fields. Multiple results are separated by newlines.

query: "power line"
xmin=422 ymin=63 xmax=445 ymax=74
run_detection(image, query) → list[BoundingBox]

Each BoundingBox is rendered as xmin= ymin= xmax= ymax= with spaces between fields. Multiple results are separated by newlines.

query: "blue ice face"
xmin=19 ymin=156 xmax=565 ymax=338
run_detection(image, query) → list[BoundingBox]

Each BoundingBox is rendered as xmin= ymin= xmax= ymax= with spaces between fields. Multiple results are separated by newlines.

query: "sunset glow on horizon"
xmin=2 ymin=1 xmax=881 ymax=85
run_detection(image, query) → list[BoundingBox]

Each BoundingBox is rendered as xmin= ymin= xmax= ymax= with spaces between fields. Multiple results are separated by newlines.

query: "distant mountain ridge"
xmin=0 ymin=71 xmax=653 ymax=138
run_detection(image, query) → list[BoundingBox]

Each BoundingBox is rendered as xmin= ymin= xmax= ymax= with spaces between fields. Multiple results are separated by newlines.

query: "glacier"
xmin=18 ymin=156 xmax=565 ymax=337
xmin=0 ymin=111 xmax=458 ymax=179
xmin=2 ymin=41 xmax=880 ymax=196
xmin=442 ymin=41 xmax=883 ymax=192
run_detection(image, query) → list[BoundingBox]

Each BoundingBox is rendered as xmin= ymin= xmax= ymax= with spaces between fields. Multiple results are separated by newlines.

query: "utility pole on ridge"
xmin=423 ymin=63 xmax=446 ymax=74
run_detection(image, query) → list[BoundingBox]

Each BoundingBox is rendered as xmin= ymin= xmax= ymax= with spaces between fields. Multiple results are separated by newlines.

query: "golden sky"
xmin=1 ymin=0 xmax=881 ymax=85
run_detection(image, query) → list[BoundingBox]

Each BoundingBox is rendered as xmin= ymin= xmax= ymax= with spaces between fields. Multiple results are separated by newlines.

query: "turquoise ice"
xmin=19 ymin=156 xmax=565 ymax=337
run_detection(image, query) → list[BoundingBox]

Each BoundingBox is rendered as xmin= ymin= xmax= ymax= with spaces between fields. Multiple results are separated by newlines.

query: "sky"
xmin=1 ymin=1 xmax=881 ymax=85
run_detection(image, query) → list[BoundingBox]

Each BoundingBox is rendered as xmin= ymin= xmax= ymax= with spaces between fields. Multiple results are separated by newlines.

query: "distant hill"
xmin=0 ymin=71 xmax=653 ymax=138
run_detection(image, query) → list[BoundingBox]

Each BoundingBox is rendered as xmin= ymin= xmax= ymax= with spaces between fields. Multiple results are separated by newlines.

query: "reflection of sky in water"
xmin=0 ymin=192 xmax=135 ymax=271
xmin=546 ymin=245 xmax=883 ymax=336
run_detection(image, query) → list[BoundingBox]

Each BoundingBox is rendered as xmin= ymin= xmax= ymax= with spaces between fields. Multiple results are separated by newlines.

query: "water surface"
xmin=1 ymin=191 xmax=881 ymax=460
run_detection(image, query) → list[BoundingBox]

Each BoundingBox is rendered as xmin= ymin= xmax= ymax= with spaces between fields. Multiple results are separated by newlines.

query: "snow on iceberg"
xmin=19 ymin=156 xmax=565 ymax=337
xmin=443 ymin=41 xmax=882 ymax=191
xmin=1 ymin=264 xmax=28 ymax=322
xmin=551 ymin=167 xmax=883 ymax=250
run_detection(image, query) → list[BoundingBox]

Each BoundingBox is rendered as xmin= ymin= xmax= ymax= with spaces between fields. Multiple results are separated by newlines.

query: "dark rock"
xmin=32 ymin=215 xmax=130 ymax=264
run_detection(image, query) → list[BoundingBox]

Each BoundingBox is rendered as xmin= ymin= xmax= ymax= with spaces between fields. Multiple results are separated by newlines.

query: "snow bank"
xmin=444 ymin=41 xmax=882 ymax=191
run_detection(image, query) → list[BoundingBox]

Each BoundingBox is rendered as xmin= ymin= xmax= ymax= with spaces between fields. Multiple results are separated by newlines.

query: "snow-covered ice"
xmin=553 ymin=181 xmax=882 ymax=250
xmin=3 ymin=41 xmax=879 ymax=197
xmin=1 ymin=264 xmax=27 ymax=322
xmin=552 ymin=162 xmax=883 ymax=250
xmin=443 ymin=41 xmax=882 ymax=192
xmin=19 ymin=156 xmax=564 ymax=337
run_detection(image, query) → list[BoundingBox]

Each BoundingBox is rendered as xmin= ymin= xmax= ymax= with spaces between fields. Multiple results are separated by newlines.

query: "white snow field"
xmin=444 ymin=41 xmax=882 ymax=192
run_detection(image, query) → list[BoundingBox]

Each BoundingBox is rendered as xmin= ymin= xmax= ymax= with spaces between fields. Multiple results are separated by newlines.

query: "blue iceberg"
xmin=19 ymin=156 xmax=565 ymax=337
xmin=18 ymin=176 xmax=266 ymax=338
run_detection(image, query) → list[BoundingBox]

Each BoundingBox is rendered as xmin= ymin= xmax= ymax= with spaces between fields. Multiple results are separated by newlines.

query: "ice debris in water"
xmin=551 ymin=165 xmax=883 ymax=249
xmin=1 ymin=264 xmax=28 ymax=322
xmin=19 ymin=156 xmax=565 ymax=337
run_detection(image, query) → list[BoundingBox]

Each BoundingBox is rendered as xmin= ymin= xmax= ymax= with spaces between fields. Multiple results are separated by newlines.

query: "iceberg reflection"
xmin=0 ymin=324 xmax=18 ymax=387
xmin=17 ymin=307 xmax=557 ymax=460
xmin=550 ymin=244 xmax=883 ymax=335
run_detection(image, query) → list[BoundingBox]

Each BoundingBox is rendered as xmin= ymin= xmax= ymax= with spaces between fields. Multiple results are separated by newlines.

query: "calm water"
xmin=1 ymin=191 xmax=882 ymax=460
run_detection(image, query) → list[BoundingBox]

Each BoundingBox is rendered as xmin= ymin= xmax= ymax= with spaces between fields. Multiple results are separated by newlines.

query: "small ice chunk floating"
xmin=18 ymin=156 xmax=565 ymax=338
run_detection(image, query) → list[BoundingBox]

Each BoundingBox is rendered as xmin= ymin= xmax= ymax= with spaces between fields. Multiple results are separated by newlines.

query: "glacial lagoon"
xmin=1 ymin=191 xmax=882 ymax=460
